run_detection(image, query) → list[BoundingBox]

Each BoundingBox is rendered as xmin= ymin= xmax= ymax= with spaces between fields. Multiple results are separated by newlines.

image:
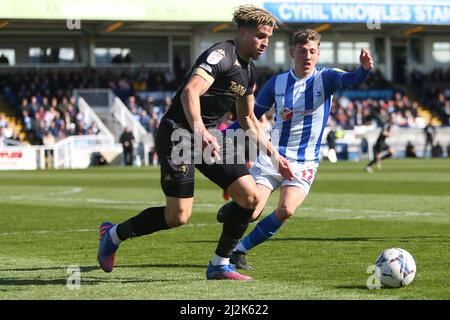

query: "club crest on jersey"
xmin=280 ymin=107 xmax=293 ymax=121
xmin=206 ymin=49 xmax=225 ymax=65
xmin=179 ymin=164 xmax=189 ymax=176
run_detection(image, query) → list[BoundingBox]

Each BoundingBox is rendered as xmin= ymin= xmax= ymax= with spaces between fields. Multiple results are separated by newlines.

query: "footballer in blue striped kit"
xmin=219 ymin=28 xmax=374 ymax=271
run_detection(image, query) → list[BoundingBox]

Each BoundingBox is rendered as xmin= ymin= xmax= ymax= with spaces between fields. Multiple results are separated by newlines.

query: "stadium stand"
xmin=3 ymin=67 xmax=447 ymax=142
xmin=0 ymin=0 xmax=449 ymax=168
xmin=1 ymin=66 xmax=449 ymax=163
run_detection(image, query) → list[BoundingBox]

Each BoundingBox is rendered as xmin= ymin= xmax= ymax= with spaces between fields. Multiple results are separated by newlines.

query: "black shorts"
xmin=373 ymin=142 xmax=389 ymax=154
xmin=156 ymin=118 xmax=250 ymax=198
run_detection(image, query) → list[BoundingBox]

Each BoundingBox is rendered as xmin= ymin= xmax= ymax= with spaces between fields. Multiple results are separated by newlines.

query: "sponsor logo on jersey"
xmin=295 ymin=108 xmax=315 ymax=116
xmin=277 ymin=105 xmax=317 ymax=119
xmin=280 ymin=107 xmax=293 ymax=121
xmin=229 ymin=81 xmax=246 ymax=96
xmin=206 ymin=49 xmax=225 ymax=65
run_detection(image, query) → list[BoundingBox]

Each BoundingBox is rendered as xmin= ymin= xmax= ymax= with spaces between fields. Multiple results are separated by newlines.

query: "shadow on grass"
xmin=187 ymin=237 xmax=383 ymax=243
xmin=0 ymin=263 xmax=206 ymax=273
xmin=273 ymin=237 xmax=382 ymax=242
xmin=117 ymin=263 xmax=207 ymax=269
xmin=335 ymin=285 xmax=372 ymax=290
xmin=0 ymin=279 xmax=81 ymax=286
xmin=336 ymin=285 xmax=398 ymax=291
xmin=271 ymin=236 xmax=449 ymax=243
xmin=0 ymin=276 xmax=181 ymax=286
xmin=0 ymin=266 xmax=99 ymax=272
xmin=187 ymin=235 xmax=448 ymax=244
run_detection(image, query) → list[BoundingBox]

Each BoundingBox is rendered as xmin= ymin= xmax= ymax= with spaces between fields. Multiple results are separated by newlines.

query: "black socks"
xmin=116 ymin=206 xmax=169 ymax=240
xmin=215 ymin=201 xmax=254 ymax=258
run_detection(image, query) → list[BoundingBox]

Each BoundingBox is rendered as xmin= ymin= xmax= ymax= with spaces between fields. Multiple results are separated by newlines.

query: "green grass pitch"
xmin=0 ymin=159 xmax=449 ymax=300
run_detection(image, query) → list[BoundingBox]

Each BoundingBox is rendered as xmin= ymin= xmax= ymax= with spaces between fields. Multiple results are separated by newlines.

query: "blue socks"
xmin=235 ymin=211 xmax=284 ymax=253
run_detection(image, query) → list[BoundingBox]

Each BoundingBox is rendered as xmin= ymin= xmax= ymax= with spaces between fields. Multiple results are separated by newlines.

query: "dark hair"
xmin=292 ymin=29 xmax=321 ymax=47
xmin=232 ymin=5 xmax=278 ymax=29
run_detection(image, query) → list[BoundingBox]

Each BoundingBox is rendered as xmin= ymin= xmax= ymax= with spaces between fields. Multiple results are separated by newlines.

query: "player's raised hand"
xmin=360 ymin=48 xmax=374 ymax=70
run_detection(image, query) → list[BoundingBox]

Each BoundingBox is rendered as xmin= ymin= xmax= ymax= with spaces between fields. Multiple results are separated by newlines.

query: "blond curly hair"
xmin=232 ymin=5 xmax=278 ymax=28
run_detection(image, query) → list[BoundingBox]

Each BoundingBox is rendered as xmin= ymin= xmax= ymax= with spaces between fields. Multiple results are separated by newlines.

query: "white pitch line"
xmin=0 ymin=223 xmax=216 ymax=237
xmin=296 ymin=207 xmax=436 ymax=221
xmin=0 ymin=208 xmax=438 ymax=237
xmin=0 ymin=193 xmax=440 ymax=215
xmin=0 ymin=228 xmax=96 ymax=237
xmin=325 ymin=208 xmax=435 ymax=216
xmin=306 ymin=212 xmax=433 ymax=221
xmin=1 ymin=187 xmax=83 ymax=200
xmin=299 ymin=207 xmax=436 ymax=216
xmin=0 ymin=189 xmax=442 ymax=235
xmin=0 ymin=195 xmax=218 ymax=207
xmin=0 ymin=208 xmax=436 ymax=237
xmin=56 ymin=187 xmax=83 ymax=196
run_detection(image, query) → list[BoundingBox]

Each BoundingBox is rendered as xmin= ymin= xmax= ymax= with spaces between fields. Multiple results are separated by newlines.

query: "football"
xmin=375 ymin=248 xmax=416 ymax=288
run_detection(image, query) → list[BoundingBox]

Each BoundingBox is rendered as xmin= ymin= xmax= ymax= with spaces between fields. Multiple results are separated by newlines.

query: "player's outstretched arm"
xmin=334 ymin=49 xmax=374 ymax=89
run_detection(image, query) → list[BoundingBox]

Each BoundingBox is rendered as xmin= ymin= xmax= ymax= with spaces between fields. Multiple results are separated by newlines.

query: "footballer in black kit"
xmin=365 ymin=124 xmax=394 ymax=172
xmin=157 ymin=40 xmax=255 ymax=198
xmin=97 ymin=5 xmax=292 ymax=281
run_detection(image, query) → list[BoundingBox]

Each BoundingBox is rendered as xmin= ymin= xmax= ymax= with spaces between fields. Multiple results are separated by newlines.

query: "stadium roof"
xmin=0 ymin=0 xmax=245 ymax=22
xmin=0 ymin=0 xmax=449 ymax=25
xmin=0 ymin=21 xmax=447 ymax=38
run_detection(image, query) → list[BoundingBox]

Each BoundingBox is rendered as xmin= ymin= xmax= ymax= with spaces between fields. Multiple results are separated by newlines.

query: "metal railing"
xmin=73 ymin=88 xmax=155 ymax=166
xmin=112 ymin=96 xmax=148 ymax=142
xmin=76 ymin=97 xmax=114 ymax=138
xmin=53 ymin=135 xmax=122 ymax=169
xmin=112 ymin=96 xmax=154 ymax=166
xmin=73 ymin=89 xmax=150 ymax=144
xmin=73 ymin=89 xmax=114 ymax=108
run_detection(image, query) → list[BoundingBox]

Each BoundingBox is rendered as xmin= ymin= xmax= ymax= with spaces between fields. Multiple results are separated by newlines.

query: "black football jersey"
xmin=375 ymin=128 xmax=389 ymax=148
xmin=165 ymin=40 xmax=256 ymax=129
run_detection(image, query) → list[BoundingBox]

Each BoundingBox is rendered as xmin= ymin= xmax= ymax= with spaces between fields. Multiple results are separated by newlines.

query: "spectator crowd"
xmin=0 ymin=66 xmax=449 ymax=162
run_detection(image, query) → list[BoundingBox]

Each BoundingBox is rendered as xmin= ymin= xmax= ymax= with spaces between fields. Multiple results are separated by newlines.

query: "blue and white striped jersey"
xmin=253 ymin=66 xmax=369 ymax=164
